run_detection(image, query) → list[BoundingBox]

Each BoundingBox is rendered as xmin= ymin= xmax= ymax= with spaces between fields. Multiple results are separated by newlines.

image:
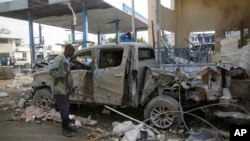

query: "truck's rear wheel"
xmin=144 ymin=96 xmax=182 ymax=129
xmin=33 ymin=88 xmax=54 ymax=111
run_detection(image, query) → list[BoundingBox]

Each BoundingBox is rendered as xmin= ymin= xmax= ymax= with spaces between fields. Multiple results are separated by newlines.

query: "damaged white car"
xmin=32 ymin=43 xmax=249 ymax=129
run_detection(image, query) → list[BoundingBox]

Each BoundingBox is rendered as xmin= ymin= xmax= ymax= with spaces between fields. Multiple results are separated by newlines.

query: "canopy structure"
xmin=0 ymin=0 xmax=147 ymax=34
xmin=0 ymin=0 xmax=148 ymax=64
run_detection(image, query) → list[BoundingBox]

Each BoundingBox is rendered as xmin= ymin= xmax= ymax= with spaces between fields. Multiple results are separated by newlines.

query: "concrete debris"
xmin=214 ymin=111 xmax=250 ymax=120
xmin=2 ymin=107 xmax=9 ymax=111
xmin=18 ymin=98 xmax=26 ymax=108
xmin=0 ymin=92 xmax=8 ymax=97
xmin=75 ymin=116 xmax=98 ymax=126
xmin=0 ymin=101 xmax=8 ymax=107
xmin=45 ymin=109 xmax=61 ymax=123
xmin=1 ymin=73 xmax=33 ymax=90
xmin=74 ymin=120 xmax=82 ymax=127
xmin=220 ymin=37 xmax=250 ymax=76
xmin=8 ymin=101 xmax=17 ymax=109
xmin=220 ymin=88 xmax=232 ymax=100
xmin=102 ymin=108 xmax=111 ymax=115
xmin=87 ymin=131 xmax=103 ymax=141
xmin=112 ymin=121 xmax=156 ymax=141
xmin=21 ymin=106 xmax=44 ymax=122
xmin=186 ymin=128 xmax=229 ymax=141
xmin=113 ymin=121 xmax=135 ymax=136
xmin=19 ymin=106 xmax=99 ymax=126
xmin=230 ymin=66 xmax=249 ymax=79
xmin=111 ymin=137 xmax=119 ymax=141
xmin=95 ymin=128 xmax=105 ymax=134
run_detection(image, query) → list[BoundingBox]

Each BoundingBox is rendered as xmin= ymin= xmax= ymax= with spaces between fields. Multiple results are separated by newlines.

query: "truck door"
xmin=93 ymin=47 xmax=128 ymax=105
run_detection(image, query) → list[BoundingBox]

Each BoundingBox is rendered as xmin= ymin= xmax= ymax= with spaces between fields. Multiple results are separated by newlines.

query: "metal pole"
xmin=82 ymin=2 xmax=88 ymax=48
xmin=131 ymin=0 xmax=135 ymax=40
xmin=39 ymin=24 xmax=42 ymax=45
xmin=71 ymin=25 xmax=75 ymax=43
xmin=115 ymin=20 xmax=120 ymax=44
xmin=28 ymin=10 xmax=35 ymax=68
xmin=97 ymin=31 xmax=101 ymax=45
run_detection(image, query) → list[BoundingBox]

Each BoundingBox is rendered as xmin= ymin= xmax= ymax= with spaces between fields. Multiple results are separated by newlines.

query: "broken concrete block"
xmin=214 ymin=111 xmax=250 ymax=120
xmin=112 ymin=121 xmax=120 ymax=128
xmin=0 ymin=102 xmax=8 ymax=107
xmin=75 ymin=116 xmax=97 ymax=126
xmin=8 ymin=101 xmax=17 ymax=109
xmin=2 ymin=107 xmax=9 ymax=111
xmin=102 ymin=108 xmax=111 ymax=115
xmin=74 ymin=120 xmax=82 ymax=127
xmin=0 ymin=92 xmax=8 ymax=97
xmin=121 ymin=124 xmax=143 ymax=141
xmin=45 ymin=109 xmax=61 ymax=123
xmin=95 ymin=128 xmax=105 ymax=134
xmin=21 ymin=106 xmax=44 ymax=122
xmin=221 ymin=88 xmax=232 ymax=100
xmin=113 ymin=121 xmax=135 ymax=136
xmin=186 ymin=128 xmax=221 ymax=141
xmin=111 ymin=137 xmax=119 ymax=141
xmin=18 ymin=98 xmax=26 ymax=108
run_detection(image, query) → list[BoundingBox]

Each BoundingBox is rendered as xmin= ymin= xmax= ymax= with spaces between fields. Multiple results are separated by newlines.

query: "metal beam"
xmin=28 ymin=10 xmax=35 ymax=68
xmin=71 ymin=25 xmax=75 ymax=43
xmin=115 ymin=20 xmax=120 ymax=44
xmin=82 ymin=2 xmax=88 ymax=48
xmin=97 ymin=31 xmax=101 ymax=45
xmin=131 ymin=0 xmax=135 ymax=39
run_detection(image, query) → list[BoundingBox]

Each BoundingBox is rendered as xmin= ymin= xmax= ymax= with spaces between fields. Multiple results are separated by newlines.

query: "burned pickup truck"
xmin=32 ymin=43 xmax=249 ymax=129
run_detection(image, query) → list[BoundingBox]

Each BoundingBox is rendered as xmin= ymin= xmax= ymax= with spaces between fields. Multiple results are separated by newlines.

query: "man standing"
xmin=121 ymin=32 xmax=135 ymax=42
xmin=49 ymin=44 xmax=76 ymax=137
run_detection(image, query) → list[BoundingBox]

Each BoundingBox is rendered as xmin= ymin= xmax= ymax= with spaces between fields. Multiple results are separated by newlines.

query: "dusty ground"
xmin=0 ymin=74 xmax=154 ymax=141
xmin=1 ymin=73 xmax=239 ymax=141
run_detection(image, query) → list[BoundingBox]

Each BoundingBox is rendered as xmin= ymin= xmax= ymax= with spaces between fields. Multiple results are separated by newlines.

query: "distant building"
xmin=0 ymin=27 xmax=30 ymax=60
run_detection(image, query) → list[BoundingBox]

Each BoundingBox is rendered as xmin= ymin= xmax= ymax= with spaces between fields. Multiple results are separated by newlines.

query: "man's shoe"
xmin=62 ymin=128 xmax=75 ymax=137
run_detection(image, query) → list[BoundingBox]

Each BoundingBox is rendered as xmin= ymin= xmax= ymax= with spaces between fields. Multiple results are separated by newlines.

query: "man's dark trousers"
xmin=54 ymin=94 xmax=70 ymax=129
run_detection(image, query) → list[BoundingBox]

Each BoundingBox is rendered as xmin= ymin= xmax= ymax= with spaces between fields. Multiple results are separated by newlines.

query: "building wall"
xmin=160 ymin=0 xmax=250 ymax=47
xmin=153 ymin=0 xmax=250 ymax=61
xmin=0 ymin=39 xmax=15 ymax=53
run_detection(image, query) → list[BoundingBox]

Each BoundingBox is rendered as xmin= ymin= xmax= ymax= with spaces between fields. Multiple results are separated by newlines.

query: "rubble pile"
xmin=221 ymin=37 xmax=250 ymax=77
xmin=2 ymin=73 xmax=33 ymax=90
xmin=18 ymin=106 xmax=98 ymax=126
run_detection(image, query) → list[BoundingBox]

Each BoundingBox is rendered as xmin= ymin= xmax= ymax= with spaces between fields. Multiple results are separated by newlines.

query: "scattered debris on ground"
xmin=0 ymin=91 xmax=8 ymax=97
xmin=186 ymin=128 xmax=229 ymax=141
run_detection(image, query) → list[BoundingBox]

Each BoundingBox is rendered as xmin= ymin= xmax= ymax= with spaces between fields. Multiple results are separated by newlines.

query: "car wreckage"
xmin=32 ymin=43 xmax=249 ymax=129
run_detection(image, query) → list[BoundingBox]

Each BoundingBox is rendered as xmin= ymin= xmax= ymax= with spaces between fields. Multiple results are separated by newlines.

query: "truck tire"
xmin=144 ymin=95 xmax=182 ymax=129
xmin=33 ymin=88 xmax=55 ymax=111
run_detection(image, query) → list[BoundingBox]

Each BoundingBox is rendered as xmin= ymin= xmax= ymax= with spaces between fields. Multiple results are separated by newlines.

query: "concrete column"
xmin=97 ymin=31 xmax=101 ymax=45
xmin=175 ymin=0 xmax=183 ymax=47
xmin=135 ymin=28 xmax=138 ymax=41
xmin=115 ymin=20 xmax=120 ymax=44
xmin=213 ymin=28 xmax=225 ymax=61
xmin=148 ymin=0 xmax=160 ymax=48
xmin=82 ymin=3 xmax=88 ymax=48
xmin=28 ymin=10 xmax=35 ymax=68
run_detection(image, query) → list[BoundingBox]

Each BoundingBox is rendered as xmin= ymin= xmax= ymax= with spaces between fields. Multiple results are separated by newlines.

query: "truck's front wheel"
xmin=144 ymin=96 xmax=182 ymax=129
